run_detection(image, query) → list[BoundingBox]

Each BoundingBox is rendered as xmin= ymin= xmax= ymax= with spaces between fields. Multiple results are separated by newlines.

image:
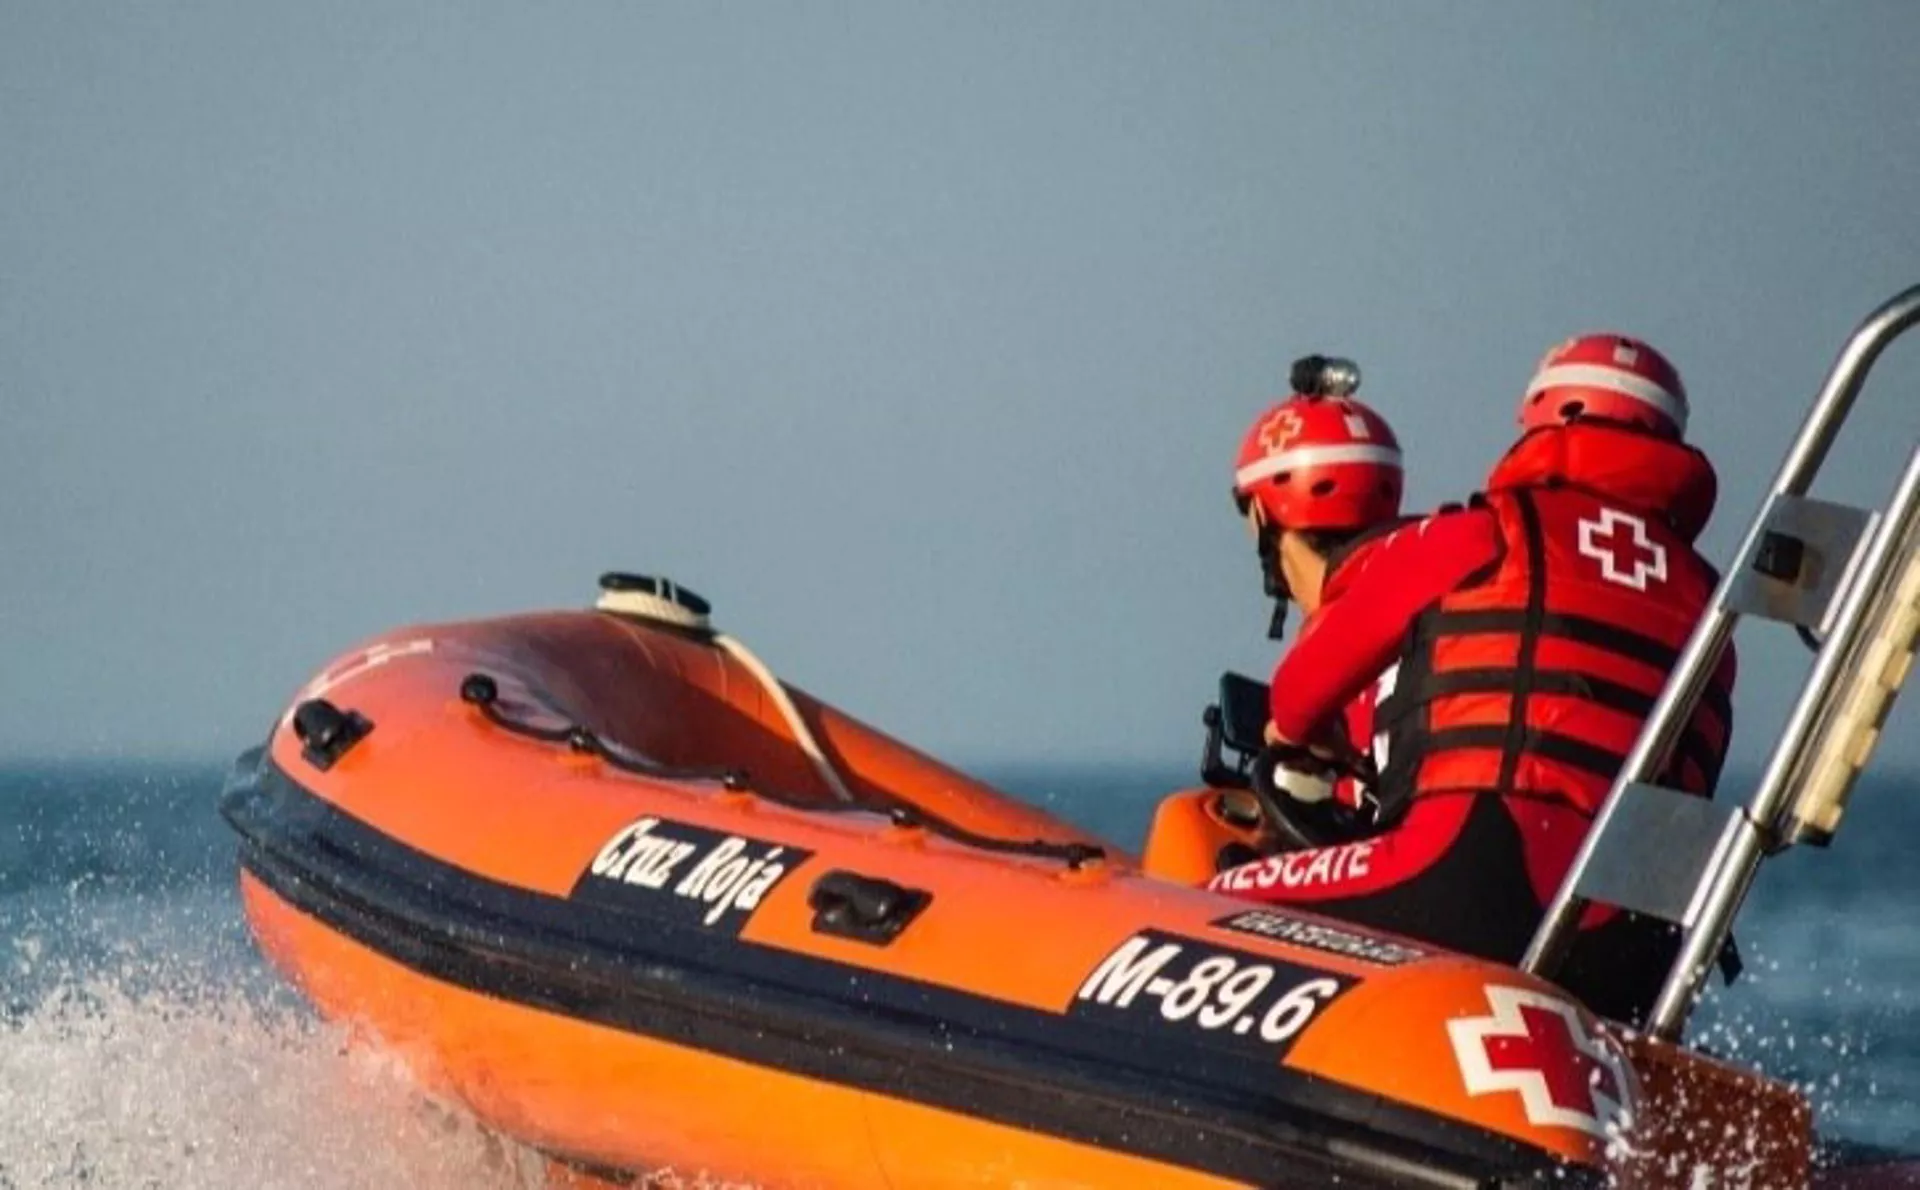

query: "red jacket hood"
xmin=1486 ymin=422 xmax=1719 ymax=542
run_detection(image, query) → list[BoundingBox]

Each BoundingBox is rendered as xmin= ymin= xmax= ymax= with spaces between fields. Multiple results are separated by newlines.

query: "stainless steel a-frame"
xmin=1523 ymin=284 xmax=1920 ymax=1041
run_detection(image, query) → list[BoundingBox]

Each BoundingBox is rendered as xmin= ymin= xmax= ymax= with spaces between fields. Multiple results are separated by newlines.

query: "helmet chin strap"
xmin=1257 ymin=524 xmax=1292 ymax=640
xmin=1267 ymin=597 xmax=1290 ymax=642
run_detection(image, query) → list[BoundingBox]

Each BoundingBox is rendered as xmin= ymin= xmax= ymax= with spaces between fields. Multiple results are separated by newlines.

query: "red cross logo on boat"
xmin=1446 ymin=986 xmax=1632 ymax=1139
xmin=1577 ymin=508 xmax=1668 ymax=591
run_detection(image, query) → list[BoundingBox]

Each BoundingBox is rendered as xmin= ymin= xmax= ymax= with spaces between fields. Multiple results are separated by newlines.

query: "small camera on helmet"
xmin=1290 ymin=355 xmax=1362 ymax=399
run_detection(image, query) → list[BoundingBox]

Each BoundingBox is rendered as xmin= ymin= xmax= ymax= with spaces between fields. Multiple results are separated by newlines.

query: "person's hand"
xmin=1264 ymin=719 xmax=1338 ymax=762
xmin=1263 ymin=749 xmax=1337 ymax=804
xmin=1249 ymin=745 xmax=1371 ymax=851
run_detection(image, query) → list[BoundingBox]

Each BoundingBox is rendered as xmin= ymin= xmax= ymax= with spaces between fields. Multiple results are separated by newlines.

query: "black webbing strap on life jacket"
xmin=1496 ymin=489 xmax=1551 ymax=794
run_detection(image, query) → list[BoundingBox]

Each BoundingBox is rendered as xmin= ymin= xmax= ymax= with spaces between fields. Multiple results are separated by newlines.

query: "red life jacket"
xmin=1373 ymin=422 xmax=1734 ymax=816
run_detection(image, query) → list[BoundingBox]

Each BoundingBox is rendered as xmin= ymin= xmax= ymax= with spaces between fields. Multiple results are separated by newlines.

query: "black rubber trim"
xmin=220 ymin=751 xmax=1593 ymax=1189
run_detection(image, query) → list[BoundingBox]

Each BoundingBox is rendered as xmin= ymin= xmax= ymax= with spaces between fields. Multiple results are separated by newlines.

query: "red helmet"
xmin=1521 ymin=333 xmax=1688 ymax=438
xmin=1232 ymin=394 xmax=1403 ymax=531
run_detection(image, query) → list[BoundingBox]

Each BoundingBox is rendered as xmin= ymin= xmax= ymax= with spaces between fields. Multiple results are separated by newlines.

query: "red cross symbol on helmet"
xmin=1447 ymin=986 xmax=1632 ymax=1139
xmin=1233 ymin=397 xmax=1403 ymax=532
xmin=1577 ymin=508 xmax=1668 ymax=591
xmin=1256 ymin=408 xmax=1305 ymax=455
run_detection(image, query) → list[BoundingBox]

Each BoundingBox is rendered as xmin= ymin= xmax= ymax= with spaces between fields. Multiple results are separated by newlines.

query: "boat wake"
xmin=0 ymin=970 xmax=554 ymax=1189
xmin=0 ymin=896 xmax=751 ymax=1190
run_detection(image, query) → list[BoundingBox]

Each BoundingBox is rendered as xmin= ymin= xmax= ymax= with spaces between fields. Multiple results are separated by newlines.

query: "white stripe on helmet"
xmin=1526 ymin=362 xmax=1687 ymax=431
xmin=1235 ymin=443 xmax=1404 ymax=491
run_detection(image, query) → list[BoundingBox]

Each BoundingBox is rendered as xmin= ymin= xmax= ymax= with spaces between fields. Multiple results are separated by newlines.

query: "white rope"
xmin=715 ymin=633 xmax=857 ymax=804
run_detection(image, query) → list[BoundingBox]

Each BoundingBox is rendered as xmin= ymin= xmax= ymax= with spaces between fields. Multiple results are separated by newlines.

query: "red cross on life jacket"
xmin=1577 ymin=507 xmax=1669 ymax=591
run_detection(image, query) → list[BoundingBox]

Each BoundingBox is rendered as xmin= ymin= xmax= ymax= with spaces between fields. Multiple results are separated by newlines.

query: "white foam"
xmin=0 ymin=903 xmax=756 ymax=1190
xmin=0 ymin=976 xmax=557 ymax=1189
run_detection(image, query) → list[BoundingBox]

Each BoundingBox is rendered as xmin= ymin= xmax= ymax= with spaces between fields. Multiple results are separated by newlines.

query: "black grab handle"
xmin=291 ymin=699 xmax=373 ymax=772
xmin=808 ymin=871 xmax=931 ymax=946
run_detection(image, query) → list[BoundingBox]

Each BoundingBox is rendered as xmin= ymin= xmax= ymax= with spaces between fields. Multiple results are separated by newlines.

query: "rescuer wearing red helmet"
xmin=1140 ymin=357 xmax=1409 ymax=884
xmin=1236 ymin=361 xmax=1408 ymax=807
xmin=1232 ymin=356 xmax=1407 ymax=646
xmin=1210 ymin=334 xmax=1737 ymax=1027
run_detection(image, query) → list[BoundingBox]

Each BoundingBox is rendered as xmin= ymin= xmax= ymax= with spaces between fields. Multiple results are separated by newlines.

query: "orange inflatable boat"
xmin=223 ymin=572 xmax=1880 ymax=1189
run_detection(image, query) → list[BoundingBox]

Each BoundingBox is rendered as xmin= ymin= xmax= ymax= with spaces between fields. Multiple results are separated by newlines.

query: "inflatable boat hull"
xmin=220 ymin=607 xmax=1835 ymax=1186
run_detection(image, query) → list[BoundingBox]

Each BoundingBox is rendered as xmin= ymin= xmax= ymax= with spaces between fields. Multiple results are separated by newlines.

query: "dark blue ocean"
xmin=1 ymin=759 xmax=1915 ymax=1186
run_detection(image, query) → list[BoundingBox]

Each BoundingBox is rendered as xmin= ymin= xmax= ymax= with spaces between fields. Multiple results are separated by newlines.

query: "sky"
xmin=3 ymin=2 xmax=1919 ymax=774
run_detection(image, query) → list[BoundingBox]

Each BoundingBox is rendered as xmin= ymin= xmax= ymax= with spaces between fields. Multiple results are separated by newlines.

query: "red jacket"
xmin=1287 ymin=534 xmax=1394 ymax=807
xmin=1271 ymin=422 xmax=1734 ymax=814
